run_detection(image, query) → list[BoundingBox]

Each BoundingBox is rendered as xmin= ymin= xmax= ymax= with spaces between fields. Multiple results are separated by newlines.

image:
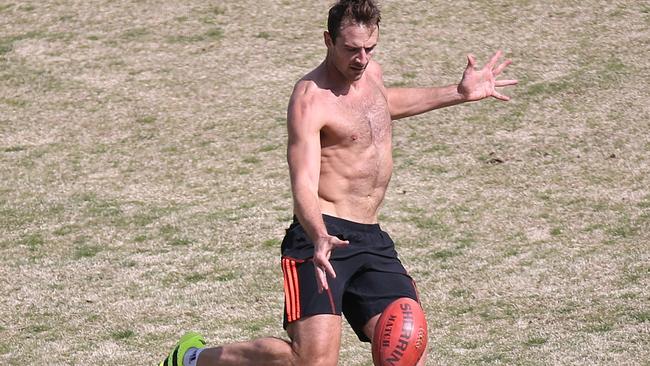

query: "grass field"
xmin=1 ymin=1 xmax=648 ymax=365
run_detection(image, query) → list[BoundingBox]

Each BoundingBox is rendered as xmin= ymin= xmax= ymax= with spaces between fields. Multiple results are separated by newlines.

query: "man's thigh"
xmin=287 ymin=314 xmax=342 ymax=366
xmin=343 ymin=256 xmax=418 ymax=342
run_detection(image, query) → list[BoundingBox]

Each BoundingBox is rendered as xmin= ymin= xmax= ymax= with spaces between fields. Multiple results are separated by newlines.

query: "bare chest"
xmin=322 ymin=89 xmax=392 ymax=147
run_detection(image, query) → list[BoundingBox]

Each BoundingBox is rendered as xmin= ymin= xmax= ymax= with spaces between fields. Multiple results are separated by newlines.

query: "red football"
xmin=372 ymin=297 xmax=428 ymax=366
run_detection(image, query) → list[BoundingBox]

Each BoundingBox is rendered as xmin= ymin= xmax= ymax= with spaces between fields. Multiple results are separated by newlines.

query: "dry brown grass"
xmin=1 ymin=1 xmax=648 ymax=365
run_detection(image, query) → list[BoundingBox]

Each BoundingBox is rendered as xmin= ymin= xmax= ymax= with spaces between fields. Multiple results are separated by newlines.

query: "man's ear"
xmin=324 ymin=31 xmax=334 ymax=49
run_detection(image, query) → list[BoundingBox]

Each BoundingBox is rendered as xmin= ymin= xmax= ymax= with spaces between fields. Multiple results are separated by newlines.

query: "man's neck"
xmin=323 ymin=57 xmax=361 ymax=93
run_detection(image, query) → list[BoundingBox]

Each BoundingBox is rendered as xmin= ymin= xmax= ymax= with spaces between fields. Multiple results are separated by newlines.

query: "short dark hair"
xmin=327 ymin=0 xmax=381 ymax=44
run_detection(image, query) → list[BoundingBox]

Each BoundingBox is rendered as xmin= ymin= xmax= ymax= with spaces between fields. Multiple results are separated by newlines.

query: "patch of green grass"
xmin=606 ymin=222 xmax=639 ymax=238
xmin=27 ymin=324 xmax=50 ymax=333
xmin=169 ymin=237 xmax=191 ymax=246
xmin=215 ymin=271 xmax=238 ymax=282
xmin=256 ymin=32 xmax=271 ymax=39
xmin=387 ymin=81 xmax=408 ymax=88
xmin=0 ymin=31 xmax=40 ymax=55
xmin=87 ymin=199 xmax=123 ymax=218
xmin=243 ymin=156 xmax=261 ymax=164
xmin=242 ymin=317 xmax=275 ymax=335
xmin=0 ymin=206 xmax=34 ymax=230
xmin=167 ymin=28 xmax=224 ymax=44
xmin=423 ymin=143 xmax=451 ymax=155
xmin=263 ymin=238 xmax=281 ymax=248
xmin=503 ymin=247 xmax=520 ymax=257
xmin=204 ymin=28 xmax=224 ymax=40
xmin=631 ymin=312 xmax=649 ymax=323
xmin=121 ymin=260 xmax=137 ymax=268
xmin=74 ymin=244 xmax=102 ymax=259
xmin=586 ymin=322 xmax=614 ymax=333
xmin=185 ymin=273 xmax=206 ymax=283
xmin=133 ymin=234 xmax=147 ymax=243
xmin=3 ymin=145 xmax=27 ymax=152
xmin=159 ymin=224 xmax=179 ymax=237
xmin=1 ymin=97 xmax=28 ymax=107
xmin=449 ymin=305 xmax=475 ymax=316
xmin=136 ymin=115 xmax=156 ymax=124
xmin=259 ymin=144 xmax=281 ymax=153
xmin=453 ymin=234 xmax=475 ymax=249
xmin=121 ymin=28 xmax=149 ymax=40
xmin=210 ymin=6 xmax=225 ymax=15
xmin=477 ymin=352 xmax=510 ymax=364
xmin=410 ymin=215 xmax=449 ymax=233
xmin=637 ymin=195 xmax=650 ymax=209
xmin=21 ymin=233 xmax=44 ymax=252
xmin=111 ymin=329 xmax=135 ymax=340
xmin=477 ymin=301 xmax=517 ymax=321
xmin=524 ymin=336 xmax=548 ymax=347
xmin=401 ymin=71 xmax=417 ymax=80
xmin=449 ymin=288 xmax=471 ymax=298
xmin=18 ymin=4 xmax=35 ymax=11
xmin=59 ymin=14 xmax=75 ymax=22
xmin=431 ymin=248 xmax=458 ymax=260
xmin=524 ymin=79 xmax=574 ymax=98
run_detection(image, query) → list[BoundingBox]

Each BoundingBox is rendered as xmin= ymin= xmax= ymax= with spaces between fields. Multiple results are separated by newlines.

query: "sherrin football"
xmin=372 ymin=297 xmax=427 ymax=366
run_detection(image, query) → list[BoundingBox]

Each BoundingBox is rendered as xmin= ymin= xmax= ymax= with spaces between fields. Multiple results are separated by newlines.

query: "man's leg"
xmin=363 ymin=314 xmax=428 ymax=366
xmin=196 ymin=314 xmax=342 ymax=366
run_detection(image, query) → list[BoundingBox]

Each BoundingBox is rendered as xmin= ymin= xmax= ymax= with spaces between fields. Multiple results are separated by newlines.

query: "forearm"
xmin=387 ymin=84 xmax=467 ymax=120
xmin=291 ymin=184 xmax=329 ymax=241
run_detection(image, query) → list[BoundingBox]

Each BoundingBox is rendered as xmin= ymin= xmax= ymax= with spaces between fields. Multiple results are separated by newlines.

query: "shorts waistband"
xmin=293 ymin=214 xmax=381 ymax=233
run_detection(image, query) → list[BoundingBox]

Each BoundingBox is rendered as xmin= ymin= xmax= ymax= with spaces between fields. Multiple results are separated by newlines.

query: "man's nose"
xmin=356 ymin=49 xmax=368 ymax=64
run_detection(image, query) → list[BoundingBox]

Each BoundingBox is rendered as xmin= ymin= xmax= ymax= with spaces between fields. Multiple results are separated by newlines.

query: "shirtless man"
xmin=159 ymin=1 xmax=516 ymax=365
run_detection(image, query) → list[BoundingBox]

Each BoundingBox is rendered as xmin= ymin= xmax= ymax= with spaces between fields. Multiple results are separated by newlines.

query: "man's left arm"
xmin=387 ymin=50 xmax=518 ymax=120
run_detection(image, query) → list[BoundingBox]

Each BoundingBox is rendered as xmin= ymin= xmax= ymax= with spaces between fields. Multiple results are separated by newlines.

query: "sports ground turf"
xmin=1 ymin=1 xmax=648 ymax=365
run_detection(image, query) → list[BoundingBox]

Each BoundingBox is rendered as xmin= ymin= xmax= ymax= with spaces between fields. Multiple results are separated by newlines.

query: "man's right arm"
xmin=287 ymin=86 xmax=328 ymax=243
xmin=286 ymin=83 xmax=348 ymax=292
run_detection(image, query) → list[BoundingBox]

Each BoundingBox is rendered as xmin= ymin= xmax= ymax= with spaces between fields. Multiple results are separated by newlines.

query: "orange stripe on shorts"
xmin=282 ymin=258 xmax=301 ymax=322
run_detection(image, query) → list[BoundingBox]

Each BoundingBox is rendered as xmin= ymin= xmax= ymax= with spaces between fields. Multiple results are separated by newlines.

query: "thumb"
xmin=466 ymin=54 xmax=476 ymax=69
xmin=332 ymin=237 xmax=350 ymax=248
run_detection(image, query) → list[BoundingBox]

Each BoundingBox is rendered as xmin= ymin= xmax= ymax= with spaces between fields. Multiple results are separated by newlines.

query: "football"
xmin=372 ymin=297 xmax=427 ymax=366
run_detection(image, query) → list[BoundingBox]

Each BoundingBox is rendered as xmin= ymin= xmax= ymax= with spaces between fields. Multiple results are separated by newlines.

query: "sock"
xmin=183 ymin=347 xmax=204 ymax=366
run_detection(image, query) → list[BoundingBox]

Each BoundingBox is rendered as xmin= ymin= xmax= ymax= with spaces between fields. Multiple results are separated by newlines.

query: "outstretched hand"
xmin=457 ymin=50 xmax=518 ymax=102
xmin=312 ymin=235 xmax=349 ymax=293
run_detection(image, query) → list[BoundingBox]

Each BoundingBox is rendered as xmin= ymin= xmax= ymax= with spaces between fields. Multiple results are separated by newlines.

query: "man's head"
xmin=324 ymin=0 xmax=381 ymax=82
xmin=327 ymin=0 xmax=381 ymax=45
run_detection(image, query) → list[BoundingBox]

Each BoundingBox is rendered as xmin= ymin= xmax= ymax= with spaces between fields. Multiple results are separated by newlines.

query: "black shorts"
xmin=281 ymin=215 xmax=419 ymax=342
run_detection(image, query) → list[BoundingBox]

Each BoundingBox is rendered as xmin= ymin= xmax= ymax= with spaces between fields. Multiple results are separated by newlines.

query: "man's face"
xmin=326 ymin=23 xmax=379 ymax=82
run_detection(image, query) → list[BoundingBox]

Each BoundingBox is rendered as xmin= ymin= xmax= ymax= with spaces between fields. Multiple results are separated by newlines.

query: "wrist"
xmin=455 ymin=84 xmax=469 ymax=102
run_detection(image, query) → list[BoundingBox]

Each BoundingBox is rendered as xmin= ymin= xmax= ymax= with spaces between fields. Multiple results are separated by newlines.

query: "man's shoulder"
xmin=288 ymin=76 xmax=330 ymax=127
xmin=289 ymin=70 xmax=332 ymax=111
xmin=292 ymin=78 xmax=321 ymax=99
xmin=365 ymin=60 xmax=385 ymax=83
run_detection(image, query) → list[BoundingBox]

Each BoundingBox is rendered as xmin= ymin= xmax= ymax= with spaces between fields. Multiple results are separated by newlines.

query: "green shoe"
xmin=159 ymin=332 xmax=206 ymax=366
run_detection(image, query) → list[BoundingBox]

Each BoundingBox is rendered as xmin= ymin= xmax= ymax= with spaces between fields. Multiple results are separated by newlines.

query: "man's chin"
xmin=349 ymin=70 xmax=365 ymax=81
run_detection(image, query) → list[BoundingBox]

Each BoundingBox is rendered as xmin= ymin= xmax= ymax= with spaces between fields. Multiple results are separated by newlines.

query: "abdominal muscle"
xmin=317 ymin=142 xmax=393 ymax=224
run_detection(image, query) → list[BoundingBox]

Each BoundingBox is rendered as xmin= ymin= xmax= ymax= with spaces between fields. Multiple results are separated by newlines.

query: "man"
xmin=159 ymin=1 xmax=516 ymax=365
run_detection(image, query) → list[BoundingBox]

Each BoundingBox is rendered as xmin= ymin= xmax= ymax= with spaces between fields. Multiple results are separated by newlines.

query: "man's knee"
xmin=287 ymin=315 xmax=342 ymax=366
xmin=291 ymin=344 xmax=338 ymax=366
xmin=251 ymin=337 xmax=299 ymax=366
